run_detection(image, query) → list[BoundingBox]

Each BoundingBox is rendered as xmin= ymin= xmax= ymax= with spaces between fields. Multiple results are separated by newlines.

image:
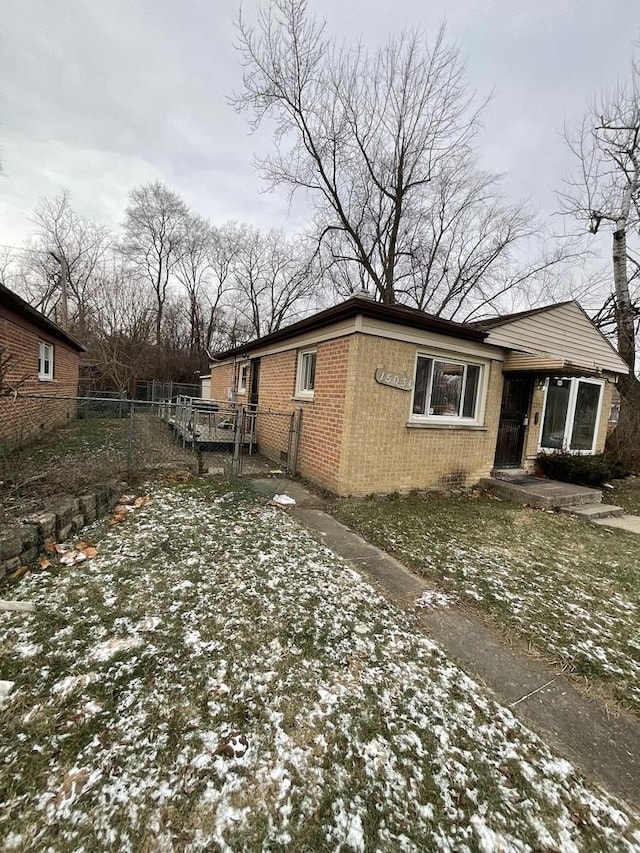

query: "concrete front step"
xmin=479 ymin=477 xmax=602 ymax=510
xmin=559 ymin=503 xmax=625 ymax=521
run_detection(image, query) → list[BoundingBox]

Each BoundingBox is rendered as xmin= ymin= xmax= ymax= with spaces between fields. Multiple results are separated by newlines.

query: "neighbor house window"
xmin=411 ymin=355 xmax=482 ymax=422
xmin=295 ymin=349 xmax=317 ymax=399
xmin=539 ymin=377 xmax=603 ymax=454
xmin=238 ymin=362 xmax=248 ymax=394
xmin=38 ymin=341 xmax=54 ymax=381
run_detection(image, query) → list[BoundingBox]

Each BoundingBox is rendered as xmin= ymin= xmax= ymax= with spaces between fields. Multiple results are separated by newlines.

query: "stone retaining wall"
xmin=1 ymin=487 xmax=118 ymax=578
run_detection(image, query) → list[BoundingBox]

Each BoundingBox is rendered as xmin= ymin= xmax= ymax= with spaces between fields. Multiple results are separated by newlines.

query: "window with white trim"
xmin=539 ymin=377 xmax=603 ymax=454
xmin=295 ymin=349 xmax=317 ymax=399
xmin=411 ymin=355 xmax=483 ymax=423
xmin=238 ymin=362 xmax=248 ymax=394
xmin=38 ymin=341 xmax=54 ymax=381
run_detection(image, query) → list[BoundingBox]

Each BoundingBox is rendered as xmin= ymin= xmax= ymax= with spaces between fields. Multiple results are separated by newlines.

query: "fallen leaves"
xmin=43 ymin=540 xmax=99 ymax=569
xmin=57 ymin=767 xmax=91 ymax=803
xmin=110 ymin=494 xmax=153 ymax=525
xmin=8 ymin=565 xmax=29 ymax=581
xmin=214 ymin=732 xmax=249 ymax=759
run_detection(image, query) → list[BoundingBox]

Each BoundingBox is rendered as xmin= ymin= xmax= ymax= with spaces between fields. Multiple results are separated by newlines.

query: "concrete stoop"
xmin=559 ymin=503 xmax=625 ymax=521
xmin=479 ymin=476 xmax=603 ymax=510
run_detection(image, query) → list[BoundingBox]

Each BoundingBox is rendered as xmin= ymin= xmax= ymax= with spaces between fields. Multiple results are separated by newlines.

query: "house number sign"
xmin=375 ymin=368 xmax=414 ymax=391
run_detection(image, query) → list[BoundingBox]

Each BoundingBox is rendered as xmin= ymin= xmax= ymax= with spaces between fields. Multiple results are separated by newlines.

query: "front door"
xmin=494 ymin=374 xmax=532 ymax=468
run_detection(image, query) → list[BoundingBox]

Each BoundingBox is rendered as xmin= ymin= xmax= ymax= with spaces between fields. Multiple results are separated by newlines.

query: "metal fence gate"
xmin=0 ymin=392 xmax=303 ymax=527
xmin=161 ymin=397 xmax=302 ymax=477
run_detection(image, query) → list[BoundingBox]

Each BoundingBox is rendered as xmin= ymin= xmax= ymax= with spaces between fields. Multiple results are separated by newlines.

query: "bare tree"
xmin=225 ymin=224 xmax=318 ymax=338
xmin=233 ymin=0 xmax=552 ymax=315
xmin=88 ymin=260 xmax=155 ymax=391
xmin=560 ymin=56 xmax=640 ymax=464
xmin=18 ymin=190 xmax=112 ymax=335
xmin=122 ymin=182 xmax=188 ymax=346
xmin=172 ymin=214 xmax=238 ymax=355
xmin=0 ymin=347 xmax=30 ymax=398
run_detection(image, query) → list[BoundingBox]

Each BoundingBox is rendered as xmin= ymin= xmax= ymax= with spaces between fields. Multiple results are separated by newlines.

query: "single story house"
xmin=206 ymin=294 xmax=628 ymax=496
xmin=0 ymin=282 xmax=84 ymax=447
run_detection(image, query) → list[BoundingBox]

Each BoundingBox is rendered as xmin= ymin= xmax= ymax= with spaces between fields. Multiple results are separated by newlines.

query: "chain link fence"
xmin=162 ymin=397 xmax=300 ymax=477
xmin=0 ymin=394 xmax=301 ymax=527
xmin=0 ymin=395 xmax=197 ymax=527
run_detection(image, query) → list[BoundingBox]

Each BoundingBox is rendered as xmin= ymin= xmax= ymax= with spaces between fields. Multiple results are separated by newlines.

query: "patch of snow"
xmin=414 ymin=590 xmax=456 ymax=610
xmin=91 ymin=637 xmax=142 ymax=662
xmin=272 ymin=494 xmax=296 ymax=506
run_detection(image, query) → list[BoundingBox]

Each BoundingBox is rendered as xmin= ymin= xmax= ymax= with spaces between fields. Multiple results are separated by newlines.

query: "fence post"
xmin=126 ymin=400 xmax=136 ymax=483
xmin=231 ymin=404 xmax=243 ymax=477
xmin=288 ymin=408 xmax=302 ymax=475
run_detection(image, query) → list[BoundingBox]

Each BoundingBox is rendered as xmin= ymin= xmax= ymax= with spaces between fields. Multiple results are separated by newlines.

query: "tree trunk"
xmin=606 ymin=222 xmax=640 ymax=469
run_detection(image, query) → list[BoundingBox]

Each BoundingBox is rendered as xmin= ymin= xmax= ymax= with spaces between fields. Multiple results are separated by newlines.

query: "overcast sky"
xmin=1 ymin=0 xmax=639 ymax=250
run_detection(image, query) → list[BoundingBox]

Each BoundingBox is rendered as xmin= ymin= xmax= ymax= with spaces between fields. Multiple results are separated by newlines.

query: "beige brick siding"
xmin=209 ymin=336 xmax=619 ymax=495
xmin=338 ymin=334 xmax=503 ymax=496
xmin=0 ymin=307 xmax=79 ymax=447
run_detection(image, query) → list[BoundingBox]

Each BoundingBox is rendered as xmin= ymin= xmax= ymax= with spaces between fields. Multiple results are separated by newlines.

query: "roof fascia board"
xmin=212 ymin=297 xmax=487 ymax=360
xmin=1 ymin=284 xmax=85 ymax=352
xmin=360 ymin=317 xmax=505 ymax=361
xmin=245 ymin=318 xmax=359 ymax=359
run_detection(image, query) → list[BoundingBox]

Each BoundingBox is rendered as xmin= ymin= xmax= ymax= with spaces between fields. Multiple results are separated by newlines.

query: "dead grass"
xmin=0 ymin=410 xmax=198 ymax=525
xmin=1 ymin=481 xmax=638 ymax=851
xmin=333 ymin=489 xmax=640 ymax=715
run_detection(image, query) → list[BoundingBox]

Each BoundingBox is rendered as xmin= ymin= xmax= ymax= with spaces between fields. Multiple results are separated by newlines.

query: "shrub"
xmin=536 ymin=451 xmax=630 ymax=487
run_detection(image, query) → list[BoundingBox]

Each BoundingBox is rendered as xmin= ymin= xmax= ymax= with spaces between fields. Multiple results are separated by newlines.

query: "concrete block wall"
xmin=0 ymin=487 xmax=118 ymax=579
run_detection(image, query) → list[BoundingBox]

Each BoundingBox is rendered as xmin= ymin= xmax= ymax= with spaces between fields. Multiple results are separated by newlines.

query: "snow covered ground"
xmin=1 ymin=482 xmax=639 ymax=851
xmin=335 ymin=492 xmax=640 ymax=713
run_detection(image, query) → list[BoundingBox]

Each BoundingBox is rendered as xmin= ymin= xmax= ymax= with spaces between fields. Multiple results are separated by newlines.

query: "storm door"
xmin=494 ymin=375 xmax=532 ymax=468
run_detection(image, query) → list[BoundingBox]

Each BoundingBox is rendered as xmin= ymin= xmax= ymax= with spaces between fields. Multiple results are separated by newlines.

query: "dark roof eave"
xmin=213 ymin=297 xmax=487 ymax=361
xmin=0 ymin=283 xmax=86 ymax=352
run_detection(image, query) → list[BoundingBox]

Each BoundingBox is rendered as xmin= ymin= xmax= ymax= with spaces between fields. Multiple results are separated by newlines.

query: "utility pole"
xmin=49 ymin=251 xmax=69 ymax=331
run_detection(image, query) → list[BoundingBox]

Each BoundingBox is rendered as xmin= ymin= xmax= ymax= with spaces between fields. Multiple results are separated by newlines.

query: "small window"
xmin=296 ymin=349 xmax=317 ymax=399
xmin=38 ymin=341 xmax=54 ymax=381
xmin=238 ymin=362 xmax=248 ymax=394
xmin=412 ymin=355 xmax=482 ymax=422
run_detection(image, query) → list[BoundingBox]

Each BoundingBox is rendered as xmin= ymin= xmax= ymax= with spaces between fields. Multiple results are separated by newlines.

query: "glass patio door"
xmin=539 ymin=378 xmax=603 ymax=453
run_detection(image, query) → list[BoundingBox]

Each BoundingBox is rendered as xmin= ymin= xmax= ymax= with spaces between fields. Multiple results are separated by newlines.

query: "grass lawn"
xmin=1 ymin=481 xmax=639 ymax=851
xmin=610 ymin=477 xmax=640 ymax=515
xmin=333 ymin=490 xmax=640 ymax=715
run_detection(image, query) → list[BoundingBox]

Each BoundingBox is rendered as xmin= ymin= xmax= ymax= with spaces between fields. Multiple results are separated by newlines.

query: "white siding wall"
xmin=484 ymin=302 xmax=628 ymax=375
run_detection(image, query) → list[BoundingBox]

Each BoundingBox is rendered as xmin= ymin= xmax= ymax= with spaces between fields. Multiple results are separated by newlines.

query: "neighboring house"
xmin=207 ymin=294 xmax=628 ymax=496
xmin=0 ymin=283 xmax=84 ymax=447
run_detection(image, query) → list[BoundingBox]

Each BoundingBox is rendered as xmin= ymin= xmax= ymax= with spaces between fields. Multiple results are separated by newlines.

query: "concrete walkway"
xmin=248 ymin=477 xmax=640 ymax=810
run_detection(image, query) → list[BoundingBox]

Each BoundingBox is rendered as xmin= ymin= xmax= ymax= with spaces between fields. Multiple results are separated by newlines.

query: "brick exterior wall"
xmin=209 ymin=362 xmax=235 ymax=402
xmin=338 ymin=334 xmax=504 ymax=496
xmin=209 ymin=335 xmax=618 ymax=496
xmin=255 ymin=339 xmax=350 ymax=491
xmin=0 ymin=305 xmax=80 ymax=448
